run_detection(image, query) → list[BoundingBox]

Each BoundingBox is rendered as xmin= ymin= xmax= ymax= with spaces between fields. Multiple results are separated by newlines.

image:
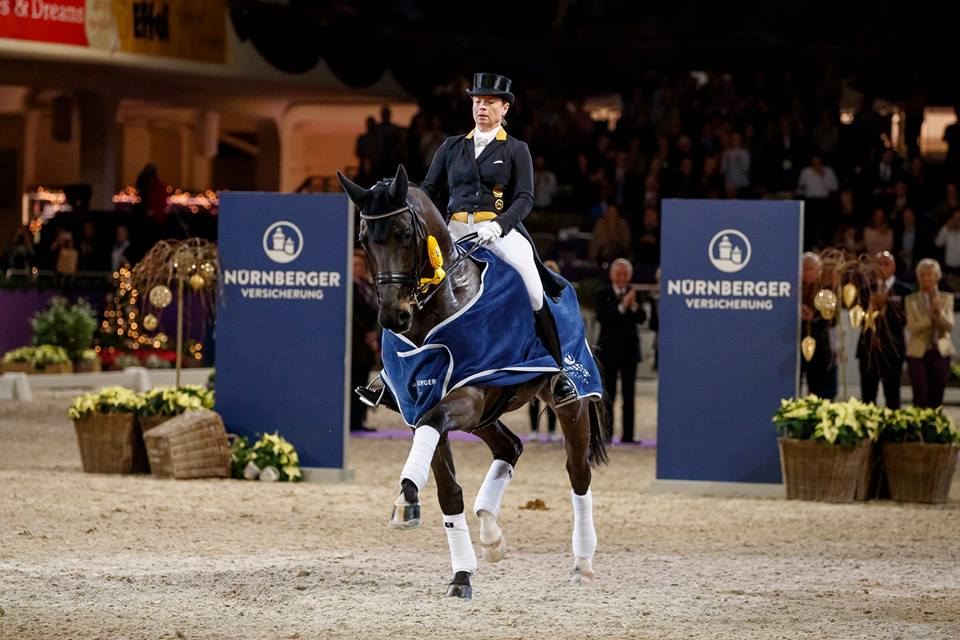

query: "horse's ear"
xmin=388 ymin=164 xmax=408 ymax=202
xmin=337 ymin=171 xmax=367 ymax=206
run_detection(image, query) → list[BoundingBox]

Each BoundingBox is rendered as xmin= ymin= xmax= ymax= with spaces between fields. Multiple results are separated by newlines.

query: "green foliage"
xmin=30 ymin=297 xmax=97 ymax=361
xmin=775 ymin=397 xmax=959 ymax=447
xmin=68 ymin=386 xmax=143 ymax=420
xmin=137 ymin=385 xmax=215 ymax=417
xmin=3 ymin=344 xmax=70 ymax=366
xmin=881 ymin=407 xmax=960 ymax=444
xmin=229 ymin=432 xmax=302 ymax=482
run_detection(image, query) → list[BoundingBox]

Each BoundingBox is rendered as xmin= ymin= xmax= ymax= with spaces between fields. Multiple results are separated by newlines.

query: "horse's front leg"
xmin=471 ymin=419 xmax=524 ymax=563
xmin=390 ymin=388 xmax=484 ymax=529
xmin=431 ymin=434 xmax=475 ymax=599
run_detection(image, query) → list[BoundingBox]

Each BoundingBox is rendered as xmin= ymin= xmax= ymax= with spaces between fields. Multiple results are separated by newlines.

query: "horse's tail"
xmin=587 ymin=351 xmax=611 ymax=467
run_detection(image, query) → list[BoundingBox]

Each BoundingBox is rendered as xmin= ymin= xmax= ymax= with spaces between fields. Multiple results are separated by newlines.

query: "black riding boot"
xmin=534 ymin=303 xmax=579 ymax=408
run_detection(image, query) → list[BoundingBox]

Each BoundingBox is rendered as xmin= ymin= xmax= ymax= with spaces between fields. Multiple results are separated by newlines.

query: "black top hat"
xmin=466 ymin=73 xmax=515 ymax=104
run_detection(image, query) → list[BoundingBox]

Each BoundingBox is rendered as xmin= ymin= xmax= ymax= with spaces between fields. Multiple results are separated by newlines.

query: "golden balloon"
xmin=813 ymin=289 xmax=837 ymax=320
xmin=864 ymin=310 xmax=880 ymax=332
xmin=199 ymin=260 xmax=217 ymax=283
xmin=849 ymin=304 xmax=865 ymax=329
xmin=801 ymin=336 xmax=816 ymax=362
xmin=142 ymin=313 xmax=158 ymax=331
xmin=148 ymin=285 xmax=173 ymax=308
xmin=842 ymin=282 xmax=858 ymax=308
xmin=189 ymin=273 xmax=206 ymax=291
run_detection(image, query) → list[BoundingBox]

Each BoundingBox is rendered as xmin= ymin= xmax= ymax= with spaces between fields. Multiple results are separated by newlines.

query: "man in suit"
xmin=801 ymin=252 xmax=837 ymax=399
xmin=857 ymin=251 xmax=912 ymax=408
xmin=595 ymin=258 xmax=647 ymax=443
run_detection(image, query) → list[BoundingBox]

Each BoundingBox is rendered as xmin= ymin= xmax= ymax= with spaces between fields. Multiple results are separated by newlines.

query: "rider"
xmin=419 ymin=72 xmax=578 ymax=407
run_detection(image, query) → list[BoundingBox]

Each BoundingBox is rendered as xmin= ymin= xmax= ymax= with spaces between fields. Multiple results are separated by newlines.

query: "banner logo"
xmin=708 ymin=229 xmax=751 ymax=273
xmin=263 ymin=221 xmax=303 ymax=264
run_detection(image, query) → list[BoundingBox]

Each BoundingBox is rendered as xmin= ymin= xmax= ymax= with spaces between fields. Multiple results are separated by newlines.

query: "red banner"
xmin=0 ymin=0 xmax=89 ymax=47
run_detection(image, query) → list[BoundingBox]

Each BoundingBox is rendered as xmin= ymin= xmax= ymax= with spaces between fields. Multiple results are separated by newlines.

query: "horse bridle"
xmin=359 ymin=199 xmax=481 ymax=310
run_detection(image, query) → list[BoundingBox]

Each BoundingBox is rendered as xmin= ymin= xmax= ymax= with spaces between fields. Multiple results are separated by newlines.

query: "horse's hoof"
xmin=570 ymin=565 xmax=596 ymax=585
xmin=389 ymin=502 xmax=421 ymax=530
xmin=445 ymin=583 xmax=472 ymax=600
xmin=480 ymin=534 xmax=508 ymax=563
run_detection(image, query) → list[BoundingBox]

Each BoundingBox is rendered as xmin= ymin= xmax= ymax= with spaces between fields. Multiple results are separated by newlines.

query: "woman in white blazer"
xmin=904 ymin=258 xmax=955 ymax=407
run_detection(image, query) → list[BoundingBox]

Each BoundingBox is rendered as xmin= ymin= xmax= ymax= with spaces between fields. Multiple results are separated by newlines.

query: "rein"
xmin=360 ymin=200 xmax=483 ymax=310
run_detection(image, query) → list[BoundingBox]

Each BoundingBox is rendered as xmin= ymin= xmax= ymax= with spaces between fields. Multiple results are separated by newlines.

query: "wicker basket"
xmin=142 ymin=409 xmax=231 ymax=479
xmin=854 ymin=443 xmax=887 ymax=501
xmin=74 ymin=412 xmax=147 ymax=474
xmin=138 ymin=414 xmax=172 ymax=434
xmin=2 ymin=362 xmax=34 ymax=374
xmin=33 ymin=361 xmax=73 ymax=374
xmin=778 ymin=437 xmax=871 ymax=503
xmin=882 ymin=442 xmax=959 ymax=504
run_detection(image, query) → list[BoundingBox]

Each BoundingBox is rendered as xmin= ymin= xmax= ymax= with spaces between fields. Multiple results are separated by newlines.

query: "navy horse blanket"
xmin=380 ymin=246 xmax=602 ymax=426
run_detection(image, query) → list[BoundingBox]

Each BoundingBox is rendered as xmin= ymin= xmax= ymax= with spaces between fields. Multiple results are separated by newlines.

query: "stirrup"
xmin=355 ymin=376 xmax=385 ymax=408
xmin=551 ymin=372 xmax=579 ymax=408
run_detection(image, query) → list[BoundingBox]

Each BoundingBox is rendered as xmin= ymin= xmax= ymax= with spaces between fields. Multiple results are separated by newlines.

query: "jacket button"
xmin=475 ymin=191 xmax=480 ymax=196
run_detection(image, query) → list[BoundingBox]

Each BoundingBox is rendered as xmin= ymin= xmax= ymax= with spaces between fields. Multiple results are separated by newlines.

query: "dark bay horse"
xmin=338 ymin=166 xmax=609 ymax=600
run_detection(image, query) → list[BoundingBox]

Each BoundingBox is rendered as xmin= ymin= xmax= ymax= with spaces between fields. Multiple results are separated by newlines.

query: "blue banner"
xmin=216 ymin=193 xmax=352 ymax=471
xmin=657 ymin=199 xmax=802 ymax=483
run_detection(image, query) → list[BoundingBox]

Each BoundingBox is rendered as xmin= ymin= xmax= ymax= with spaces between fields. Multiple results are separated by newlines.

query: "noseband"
xmin=360 ymin=199 xmax=480 ymax=310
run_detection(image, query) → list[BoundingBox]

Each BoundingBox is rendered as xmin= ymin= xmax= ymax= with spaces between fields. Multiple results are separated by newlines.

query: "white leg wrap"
xmin=571 ymin=489 xmax=596 ymax=559
xmin=473 ymin=459 xmax=514 ymax=518
xmin=399 ymin=427 xmax=440 ymax=492
xmin=443 ymin=513 xmax=477 ymax=575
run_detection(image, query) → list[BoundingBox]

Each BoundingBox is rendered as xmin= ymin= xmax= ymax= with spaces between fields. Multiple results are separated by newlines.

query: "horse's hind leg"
xmin=471 ymin=420 xmax=523 ymax=563
xmin=552 ymin=396 xmax=597 ymax=583
xmin=431 ymin=434 xmax=476 ymax=599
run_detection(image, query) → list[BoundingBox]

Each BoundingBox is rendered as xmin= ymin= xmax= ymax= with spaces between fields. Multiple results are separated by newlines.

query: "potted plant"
xmin=773 ymin=395 xmax=879 ymax=502
xmin=31 ymin=297 xmax=98 ymax=369
xmin=75 ymin=349 xmax=101 ymax=373
xmin=230 ymin=432 xmax=302 ymax=482
xmin=880 ymin=407 xmax=959 ymax=503
xmin=68 ymin=386 xmax=146 ymax=474
xmin=2 ymin=345 xmax=73 ymax=374
xmin=137 ymin=385 xmax=215 ymax=433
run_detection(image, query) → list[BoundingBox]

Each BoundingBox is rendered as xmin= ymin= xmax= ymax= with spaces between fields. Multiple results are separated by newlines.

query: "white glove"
xmin=476 ymin=222 xmax=503 ymax=246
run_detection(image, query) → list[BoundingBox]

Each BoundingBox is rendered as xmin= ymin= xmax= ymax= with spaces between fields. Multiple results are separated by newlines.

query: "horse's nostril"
xmin=397 ymin=310 xmax=411 ymax=325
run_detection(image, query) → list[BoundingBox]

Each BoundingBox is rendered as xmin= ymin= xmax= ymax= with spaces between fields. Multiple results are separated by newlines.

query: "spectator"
xmin=801 ymin=252 xmax=837 ymax=400
xmin=943 ymin=106 xmax=960 ymax=182
xmin=595 ymin=259 xmax=647 ymax=444
xmin=796 ymin=153 xmax=839 ymax=199
xmin=905 ymin=259 xmax=954 ymax=408
xmin=896 ymin=208 xmax=921 ymax=275
xmin=863 ymin=208 xmax=894 ymax=255
xmin=5 ymin=225 xmax=34 ymax=271
xmin=633 ymin=207 xmax=661 ymax=277
xmin=589 ymin=204 xmax=631 ymax=265
xmin=797 ymin=154 xmax=839 ymax=247
xmin=351 ymin=250 xmax=379 ymax=432
xmin=934 ymin=208 xmax=960 ymax=291
xmin=110 ymin=225 xmax=131 ymax=272
xmin=356 ymin=116 xmax=377 ymax=169
xmin=933 ymin=182 xmax=959 ymax=225
xmin=533 ymin=155 xmax=559 ymax=210
xmin=134 ymin=164 xmax=169 ymax=226
xmin=720 ymin=131 xmax=751 ymax=197
xmin=77 ymin=220 xmax=104 ymax=272
xmin=857 ymin=252 xmax=911 ymax=408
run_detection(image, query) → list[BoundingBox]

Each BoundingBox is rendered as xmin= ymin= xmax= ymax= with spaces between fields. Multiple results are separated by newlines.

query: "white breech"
xmin=449 ymin=220 xmax=543 ymax=311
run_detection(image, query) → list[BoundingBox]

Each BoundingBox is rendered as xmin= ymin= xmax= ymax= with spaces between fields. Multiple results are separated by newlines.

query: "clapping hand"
xmin=621 ymin=287 xmax=637 ymax=309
